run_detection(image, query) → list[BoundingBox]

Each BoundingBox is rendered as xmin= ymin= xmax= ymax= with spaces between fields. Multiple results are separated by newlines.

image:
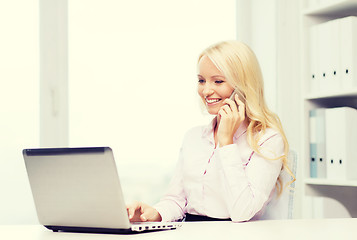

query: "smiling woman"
xmin=127 ymin=40 xmax=294 ymax=223
xmin=197 ymin=55 xmax=235 ymax=115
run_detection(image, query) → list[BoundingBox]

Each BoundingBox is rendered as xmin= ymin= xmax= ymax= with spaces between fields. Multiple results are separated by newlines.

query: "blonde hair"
xmin=198 ymin=40 xmax=295 ymax=195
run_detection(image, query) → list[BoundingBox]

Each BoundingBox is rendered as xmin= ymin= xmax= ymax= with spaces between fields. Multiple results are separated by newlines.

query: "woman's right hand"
xmin=126 ymin=201 xmax=162 ymax=222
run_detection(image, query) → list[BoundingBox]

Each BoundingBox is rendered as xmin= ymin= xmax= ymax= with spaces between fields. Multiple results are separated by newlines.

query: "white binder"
xmin=316 ymin=108 xmax=326 ymax=178
xmin=309 ymin=109 xmax=317 ymax=178
xmin=329 ymin=19 xmax=341 ymax=90
xmin=325 ymin=107 xmax=357 ymax=180
xmin=309 ymin=25 xmax=319 ymax=93
xmin=339 ymin=16 xmax=357 ymax=90
xmin=315 ymin=19 xmax=341 ymax=93
xmin=318 ymin=22 xmax=330 ymax=93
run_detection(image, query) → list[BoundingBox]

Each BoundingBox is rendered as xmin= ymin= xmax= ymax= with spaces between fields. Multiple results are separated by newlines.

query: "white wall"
xmin=236 ymin=0 xmax=278 ymax=112
xmin=0 ymin=1 xmax=39 ymax=224
xmin=68 ymin=0 xmax=236 ymax=205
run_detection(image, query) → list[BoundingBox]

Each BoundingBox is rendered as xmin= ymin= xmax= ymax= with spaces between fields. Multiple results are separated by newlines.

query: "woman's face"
xmin=197 ymin=55 xmax=234 ymax=115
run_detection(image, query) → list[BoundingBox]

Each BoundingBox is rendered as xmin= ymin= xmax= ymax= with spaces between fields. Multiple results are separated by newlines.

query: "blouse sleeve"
xmin=216 ymin=131 xmax=284 ymax=222
xmin=153 ymin=147 xmax=186 ymax=222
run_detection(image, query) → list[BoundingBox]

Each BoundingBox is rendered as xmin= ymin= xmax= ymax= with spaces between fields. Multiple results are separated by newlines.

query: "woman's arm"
xmin=216 ymin=131 xmax=284 ymax=222
xmin=126 ymin=149 xmax=186 ymax=222
xmin=153 ymin=148 xmax=187 ymax=222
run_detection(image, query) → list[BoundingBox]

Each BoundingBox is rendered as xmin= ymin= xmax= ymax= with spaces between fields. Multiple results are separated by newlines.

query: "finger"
xmin=126 ymin=203 xmax=134 ymax=218
xmin=126 ymin=206 xmax=131 ymax=218
xmin=140 ymin=209 xmax=156 ymax=222
xmin=221 ymin=104 xmax=236 ymax=118
xmin=140 ymin=214 xmax=148 ymax=222
xmin=127 ymin=202 xmax=141 ymax=219
xmin=220 ymin=105 xmax=231 ymax=117
xmin=223 ymin=98 xmax=238 ymax=114
xmin=139 ymin=205 xmax=153 ymax=222
xmin=234 ymin=94 xmax=245 ymax=110
xmin=128 ymin=208 xmax=135 ymax=219
xmin=235 ymin=96 xmax=246 ymax=119
xmin=218 ymin=108 xmax=228 ymax=119
xmin=240 ymin=104 xmax=246 ymax=117
xmin=239 ymin=102 xmax=245 ymax=117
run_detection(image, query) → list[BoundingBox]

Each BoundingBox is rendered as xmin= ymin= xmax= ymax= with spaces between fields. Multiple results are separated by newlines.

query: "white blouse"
xmin=154 ymin=117 xmax=284 ymax=222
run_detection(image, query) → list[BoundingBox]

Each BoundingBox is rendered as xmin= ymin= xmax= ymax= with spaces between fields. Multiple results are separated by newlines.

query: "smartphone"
xmin=229 ymin=89 xmax=245 ymax=104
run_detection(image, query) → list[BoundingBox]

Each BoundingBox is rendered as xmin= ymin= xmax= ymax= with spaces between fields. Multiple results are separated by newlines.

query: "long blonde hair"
xmin=198 ymin=40 xmax=295 ymax=194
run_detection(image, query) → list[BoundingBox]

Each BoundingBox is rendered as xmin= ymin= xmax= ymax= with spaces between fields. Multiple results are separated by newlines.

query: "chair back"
xmin=260 ymin=150 xmax=297 ymax=220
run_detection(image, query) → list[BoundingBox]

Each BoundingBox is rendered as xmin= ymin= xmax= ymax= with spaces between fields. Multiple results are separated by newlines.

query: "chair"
xmin=260 ymin=150 xmax=297 ymax=220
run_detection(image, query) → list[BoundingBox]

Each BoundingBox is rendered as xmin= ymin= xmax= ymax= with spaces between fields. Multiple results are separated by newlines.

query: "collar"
xmin=202 ymin=117 xmax=217 ymax=140
xmin=202 ymin=116 xmax=248 ymax=142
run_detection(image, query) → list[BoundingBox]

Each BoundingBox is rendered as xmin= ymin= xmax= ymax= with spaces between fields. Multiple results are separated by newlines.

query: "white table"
xmin=1 ymin=218 xmax=357 ymax=240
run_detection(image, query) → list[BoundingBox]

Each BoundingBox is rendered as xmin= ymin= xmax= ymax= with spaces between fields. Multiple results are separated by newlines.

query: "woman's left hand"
xmin=217 ymin=94 xmax=245 ymax=147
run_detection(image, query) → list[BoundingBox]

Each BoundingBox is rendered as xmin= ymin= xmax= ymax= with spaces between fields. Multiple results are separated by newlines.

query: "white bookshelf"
xmin=301 ymin=0 xmax=357 ymax=218
xmin=305 ymin=178 xmax=357 ymax=187
xmin=305 ymin=88 xmax=357 ymax=100
xmin=303 ymin=0 xmax=357 ymax=16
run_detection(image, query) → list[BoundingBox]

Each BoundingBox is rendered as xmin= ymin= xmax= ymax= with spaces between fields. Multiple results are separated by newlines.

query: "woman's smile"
xmin=205 ymin=97 xmax=222 ymax=105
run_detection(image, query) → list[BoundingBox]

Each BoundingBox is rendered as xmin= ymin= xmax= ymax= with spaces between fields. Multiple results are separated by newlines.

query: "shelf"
xmin=304 ymin=89 xmax=357 ymax=100
xmin=303 ymin=0 xmax=357 ymax=17
xmin=305 ymin=178 xmax=357 ymax=187
xmin=305 ymin=180 xmax=357 ymax=217
xmin=301 ymin=0 xmax=357 ymax=218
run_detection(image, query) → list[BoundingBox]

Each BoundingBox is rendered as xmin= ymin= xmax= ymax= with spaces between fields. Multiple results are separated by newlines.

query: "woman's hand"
xmin=217 ymin=94 xmax=245 ymax=147
xmin=126 ymin=201 xmax=162 ymax=222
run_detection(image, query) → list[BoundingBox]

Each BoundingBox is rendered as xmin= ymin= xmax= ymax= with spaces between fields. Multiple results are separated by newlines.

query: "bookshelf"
xmin=305 ymin=89 xmax=357 ymax=100
xmin=305 ymin=178 xmax=357 ymax=187
xmin=303 ymin=0 xmax=357 ymax=16
xmin=301 ymin=0 xmax=357 ymax=218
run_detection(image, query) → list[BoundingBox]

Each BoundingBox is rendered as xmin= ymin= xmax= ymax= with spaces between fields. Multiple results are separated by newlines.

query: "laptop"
xmin=23 ymin=147 xmax=182 ymax=234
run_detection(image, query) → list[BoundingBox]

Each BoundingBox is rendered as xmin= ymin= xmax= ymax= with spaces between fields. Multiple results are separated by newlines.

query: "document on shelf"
xmin=325 ymin=107 xmax=357 ymax=180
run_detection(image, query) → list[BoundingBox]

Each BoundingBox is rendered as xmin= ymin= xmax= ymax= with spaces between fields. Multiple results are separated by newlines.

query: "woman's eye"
xmin=198 ymin=79 xmax=205 ymax=84
xmin=215 ymin=80 xmax=224 ymax=84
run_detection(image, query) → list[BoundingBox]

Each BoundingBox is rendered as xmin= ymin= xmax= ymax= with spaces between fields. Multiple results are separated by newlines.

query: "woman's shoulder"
xmin=184 ymin=124 xmax=207 ymax=139
xmin=178 ymin=125 xmax=208 ymax=150
xmin=257 ymin=127 xmax=284 ymax=146
xmin=184 ymin=118 xmax=216 ymax=138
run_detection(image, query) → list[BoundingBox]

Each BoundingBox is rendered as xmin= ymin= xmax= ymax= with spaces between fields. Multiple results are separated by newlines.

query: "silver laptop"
xmin=23 ymin=147 xmax=182 ymax=234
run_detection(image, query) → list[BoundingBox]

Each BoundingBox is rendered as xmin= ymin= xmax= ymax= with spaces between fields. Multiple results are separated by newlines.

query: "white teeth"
xmin=206 ymin=99 xmax=221 ymax=104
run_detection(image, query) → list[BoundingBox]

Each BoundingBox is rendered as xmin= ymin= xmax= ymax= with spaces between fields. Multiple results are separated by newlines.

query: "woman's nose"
xmin=202 ymin=84 xmax=214 ymax=96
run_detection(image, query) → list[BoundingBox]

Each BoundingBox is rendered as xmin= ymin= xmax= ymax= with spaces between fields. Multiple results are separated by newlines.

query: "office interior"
xmin=1 ymin=0 xmax=356 ymax=225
